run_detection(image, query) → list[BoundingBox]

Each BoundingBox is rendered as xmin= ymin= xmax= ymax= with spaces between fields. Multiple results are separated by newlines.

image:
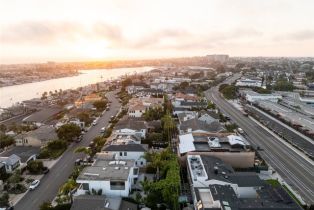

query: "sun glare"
xmin=77 ymin=40 xmax=109 ymax=59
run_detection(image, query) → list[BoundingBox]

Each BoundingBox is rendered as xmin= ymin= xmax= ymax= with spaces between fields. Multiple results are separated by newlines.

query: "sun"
xmin=77 ymin=40 xmax=110 ymax=59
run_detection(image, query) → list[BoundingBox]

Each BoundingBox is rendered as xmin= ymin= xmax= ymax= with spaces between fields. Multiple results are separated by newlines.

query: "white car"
xmin=29 ymin=180 xmax=40 ymax=190
xmin=92 ymin=120 xmax=97 ymax=126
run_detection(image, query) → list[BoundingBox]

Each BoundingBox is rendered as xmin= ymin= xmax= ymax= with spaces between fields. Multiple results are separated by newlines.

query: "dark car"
xmin=42 ymin=167 xmax=49 ymax=174
xmin=75 ymin=159 xmax=82 ymax=166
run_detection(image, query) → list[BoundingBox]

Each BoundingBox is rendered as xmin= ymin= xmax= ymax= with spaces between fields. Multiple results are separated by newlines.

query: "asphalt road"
xmin=14 ymin=91 xmax=121 ymax=210
xmin=205 ymin=82 xmax=314 ymax=204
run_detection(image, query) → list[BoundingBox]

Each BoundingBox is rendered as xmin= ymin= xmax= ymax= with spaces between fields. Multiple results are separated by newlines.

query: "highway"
xmin=205 ymin=80 xmax=314 ymax=205
xmin=14 ymin=91 xmax=121 ymax=210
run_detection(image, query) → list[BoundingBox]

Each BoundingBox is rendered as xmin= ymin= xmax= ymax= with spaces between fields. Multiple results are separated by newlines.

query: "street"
xmin=14 ymin=91 xmax=121 ymax=210
xmin=205 ymin=85 xmax=314 ymax=204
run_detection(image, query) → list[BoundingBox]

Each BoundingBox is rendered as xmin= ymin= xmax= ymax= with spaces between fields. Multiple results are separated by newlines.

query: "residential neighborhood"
xmin=1 ymin=57 xmax=313 ymax=210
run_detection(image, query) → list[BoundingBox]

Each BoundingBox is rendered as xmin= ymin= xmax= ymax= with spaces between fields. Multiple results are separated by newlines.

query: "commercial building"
xmin=236 ymin=78 xmax=262 ymax=88
xmin=243 ymin=90 xmax=282 ymax=103
xmin=188 ymin=155 xmax=302 ymax=210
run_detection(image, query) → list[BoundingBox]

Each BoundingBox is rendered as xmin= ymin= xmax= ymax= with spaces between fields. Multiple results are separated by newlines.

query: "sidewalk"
xmin=9 ymin=156 xmax=62 ymax=206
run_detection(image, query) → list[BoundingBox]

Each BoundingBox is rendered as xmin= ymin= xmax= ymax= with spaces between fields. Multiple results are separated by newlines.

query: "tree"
xmin=41 ymin=92 xmax=48 ymax=100
xmin=0 ymin=134 xmax=15 ymax=149
xmin=207 ymin=101 xmax=216 ymax=109
xmin=161 ymin=114 xmax=176 ymax=144
xmin=77 ymin=112 xmax=92 ymax=125
xmin=0 ymin=193 xmax=9 ymax=207
xmin=74 ymin=146 xmax=92 ymax=156
xmin=142 ymin=149 xmax=180 ymax=210
xmin=8 ymin=170 xmax=21 ymax=184
xmin=57 ymin=124 xmax=81 ymax=142
xmin=143 ymin=132 xmax=164 ymax=147
xmin=273 ymin=79 xmax=294 ymax=91
xmin=39 ymin=201 xmax=52 ymax=210
xmin=0 ymin=124 xmax=6 ymax=132
xmin=27 ymin=160 xmax=44 ymax=174
xmin=93 ymin=100 xmax=107 ymax=111
xmin=47 ymin=140 xmax=67 ymax=150
xmin=144 ymin=107 xmax=163 ymax=121
xmin=219 ymin=84 xmax=237 ymax=99
xmin=59 ymin=178 xmax=76 ymax=195
xmin=121 ymin=78 xmax=132 ymax=88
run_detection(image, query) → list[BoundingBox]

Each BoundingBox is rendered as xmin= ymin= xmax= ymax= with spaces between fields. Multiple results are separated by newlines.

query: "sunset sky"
xmin=1 ymin=0 xmax=314 ymax=63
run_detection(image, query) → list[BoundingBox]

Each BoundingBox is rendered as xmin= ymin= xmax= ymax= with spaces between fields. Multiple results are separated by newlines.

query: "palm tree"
xmin=74 ymin=146 xmax=92 ymax=156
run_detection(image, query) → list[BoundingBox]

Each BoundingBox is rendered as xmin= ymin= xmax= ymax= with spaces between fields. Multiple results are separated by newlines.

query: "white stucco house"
xmin=101 ymin=144 xmax=148 ymax=167
xmin=75 ymin=160 xmax=139 ymax=197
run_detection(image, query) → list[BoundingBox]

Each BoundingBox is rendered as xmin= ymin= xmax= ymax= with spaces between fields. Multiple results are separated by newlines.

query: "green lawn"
xmin=265 ymin=179 xmax=281 ymax=187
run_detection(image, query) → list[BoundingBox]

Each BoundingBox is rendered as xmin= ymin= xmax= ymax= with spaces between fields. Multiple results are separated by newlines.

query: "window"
xmin=141 ymin=161 xmax=143 ymax=165
xmin=82 ymin=183 xmax=89 ymax=190
xmin=110 ymin=181 xmax=125 ymax=190
xmin=120 ymin=152 xmax=123 ymax=156
xmin=124 ymin=152 xmax=127 ymax=156
xmin=133 ymin=167 xmax=139 ymax=175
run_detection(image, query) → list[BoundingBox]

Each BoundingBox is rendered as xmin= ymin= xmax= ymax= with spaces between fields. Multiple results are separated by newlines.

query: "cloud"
xmin=0 ymin=21 xmax=82 ymax=44
xmin=0 ymin=21 xmax=124 ymax=45
xmin=288 ymin=30 xmax=314 ymax=40
xmin=0 ymin=20 xmax=264 ymax=54
xmin=273 ymin=30 xmax=314 ymax=42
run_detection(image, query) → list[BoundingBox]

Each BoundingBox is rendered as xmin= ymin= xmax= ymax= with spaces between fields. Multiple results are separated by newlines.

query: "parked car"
xmin=29 ymin=180 xmax=40 ymax=190
xmin=75 ymin=135 xmax=83 ymax=143
xmin=237 ymin=128 xmax=244 ymax=134
xmin=42 ymin=167 xmax=49 ymax=174
xmin=100 ymin=127 xmax=106 ymax=133
xmin=92 ymin=120 xmax=97 ymax=126
xmin=75 ymin=159 xmax=82 ymax=166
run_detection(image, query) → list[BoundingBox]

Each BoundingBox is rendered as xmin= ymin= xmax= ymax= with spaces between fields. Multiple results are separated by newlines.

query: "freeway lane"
xmin=14 ymin=91 xmax=121 ymax=210
xmin=205 ymin=87 xmax=314 ymax=204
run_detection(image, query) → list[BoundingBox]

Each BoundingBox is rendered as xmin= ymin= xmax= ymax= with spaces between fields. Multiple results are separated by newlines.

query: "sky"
xmin=0 ymin=0 xmax=314 ymax=64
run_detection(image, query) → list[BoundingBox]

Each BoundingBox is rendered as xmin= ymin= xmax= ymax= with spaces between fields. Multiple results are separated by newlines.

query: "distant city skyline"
xmin=1 ymin=0 xmax=314 ymax=64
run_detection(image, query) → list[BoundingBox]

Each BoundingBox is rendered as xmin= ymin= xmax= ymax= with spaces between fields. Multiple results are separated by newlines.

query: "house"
xmin=0 ymin=154 xmax=21 ymax=173
xmin=107 ymin=133 xmax=142 ymax=145
xmin=173 ymin=93 xmax=199 ymax=108
xmin=198 ymin=113 xmax=219 ymax=124
xmin=114 ymin=116 xmax=147 ymax=138
xmin=22 ymin=107 xmax=62 ymax=125
xmin=126 ymin=85 xmax=145 ymax=94
xmin=75 ymin=160 xmax=139 ymax=197
xmin=178 ymin=133 xmax=255 ymax=168
xmin=101 ymin=144 xmax=148 ymax=167
xmin=179 ymin=118 xmax=224 ymax=134
xmin=0 ymin=146 xmax=39 ymax=165
xmin=128 ymin=104 xmax=146 ymax=118
xmin=71 ymin=195 xmax=137 ymax=210
xmin=15 ymin=125 xmax=57 ymax=147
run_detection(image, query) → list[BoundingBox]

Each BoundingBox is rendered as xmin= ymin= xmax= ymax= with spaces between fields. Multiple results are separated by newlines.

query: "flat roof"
xmin=77 ymin=160 xmax=134 ymax=181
